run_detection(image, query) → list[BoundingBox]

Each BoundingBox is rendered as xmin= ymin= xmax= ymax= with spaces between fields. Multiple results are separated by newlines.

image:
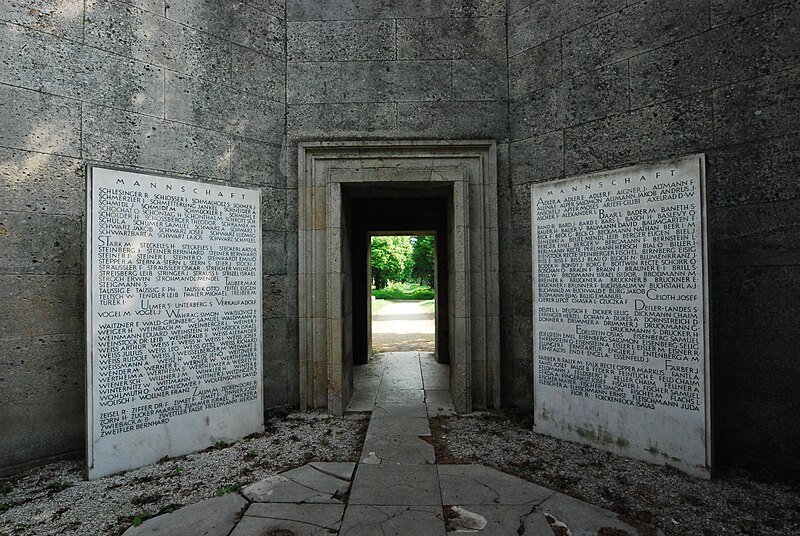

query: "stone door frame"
xmin=298 ymin=140 xmax=500 ymax=414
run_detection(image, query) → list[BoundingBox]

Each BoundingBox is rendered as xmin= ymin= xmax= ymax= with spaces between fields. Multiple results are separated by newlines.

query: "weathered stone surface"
xmin=340 ymin=505 xmax=446 ymax=536
xmin=349 ymin=464 xmax=441 ymax=505
xmin=231 ymin=45 xmax=286 ymax=101
xmin=510 ymin=132 xmax=564 ymax=186
xmin=714 ymin=199 xmax=800 ymax=266
xmin=714 ymin=389 xmax=800 ymax=472
xmin=511 ymin=271 xmax=532 ymax=316
xmin=713 ymin=67 xmax=800 ymax=147
xmin=563 ymin=94 xmax=713 ymax=175
xmin=367 ymin=415 xmax=431 ymax=437
xmin=166 ymin=73 xmax=284 ymax=144
xmin=372 ymin=401 xmax=429 ymax=419
xmin=0 ymin=333 xmax=83 ymax=403
xmin=309 ymin=462 xmax=356 ymax=481
xmin=715 ymin=326 xmax=800 ymax=399
xmin=231 ymin=138 xmax=285 ymax=188
xmin=165 ymin=0 xmax=284 ymax=58
xmin=262 ymin=274 xmax=288 ymax=317
xmin=438 ymin=465 xmax=553 ymax=505
xmin=287 ymin=0 xmax=504 ymax=21
xmin=85 ymin=0 xmax=231 ymax=83
xmin=82 ymin=105 xmax=231 ymax=180
xmin=630 ymin=3 xmax=800 ymax=108
xmin=715 ymin=265 xmax=800 ymax=332
xmin=711 ymin=0 xmax=790 ymax=26
xmin=539 ymin=492 xmax=639 ymax=535
xmin=288 ymin=103 xmax=397 ymax=135
xmin=0 ymin=22 xmax=165 ymax=117
xmin=561 ymin=0 xmax=708 ymax=77
xmin=707 ymin=133 xmax=800 ymax=207
xmin=452 ymin=59 xmax=507 ymax=101
xmin=123 ymin=493 xmax=247 ymax=536
xmin=0 ymin=148 xmax=84 ymax=215
xmin=361 ymin=435 xmax=436 ymax=464
xmin=444 ymin=505 xmax=553 ymax=536
xmin=0 ymin=211 xmax=82 ymax=275
xmin=509 ymin=38 xmax=562 ymax=98
xmin=288 ymin=20 xmax=395 ymax=62
xmin=0 ymin=274 xmax=83 ymax=337
xmin=510 ymin=183 xmax=531 ymax=228
xmin=262 ymin=230 xmax=287 ymax=274
xmin=0 ymin=84 xmax=80 ymax=158
xmin=0 ymin=389 xmax=83 ymax=469
xmin=288 ymin=61 xmax=451 ymax=103
xmin=397 ymin=17 xmax=505 ymax=60
xmin=260 ymin=186 xmax=287 ymax=230
xmin=510 ymin=61 xmax=629 ymax=140
xmin=508 ymin=0 xmax=624 ymax=55
xmin=262 ymin=360 xmax=289 ymax=407
xmin=243 ymin=464 xmax=350 ymax=503
xmin=425 ymin=390 xmax=455 ymax=417
xmin=396 ymin=101 xmax=507 ymax=139
xmin=233 ymin=503 xmax=344 ymax=535
xmin=0 ymin=0 xmax=83 ymax=40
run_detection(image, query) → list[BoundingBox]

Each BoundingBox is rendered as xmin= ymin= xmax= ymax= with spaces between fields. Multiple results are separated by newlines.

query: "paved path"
xmin=371 ymin=300 xmax=435 ymax=353
xmin=126 ymin=352 xmax=652 ymax=535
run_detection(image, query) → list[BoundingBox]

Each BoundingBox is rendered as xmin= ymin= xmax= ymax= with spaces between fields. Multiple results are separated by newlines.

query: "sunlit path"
xmin=371 ymin=299 xmax=435 ymax=353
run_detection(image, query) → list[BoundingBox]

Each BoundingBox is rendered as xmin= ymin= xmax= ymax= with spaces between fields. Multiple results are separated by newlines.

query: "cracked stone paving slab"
xmin=348 ymin=464 xmax=441 ymax=506
xmin=242 ymin=464 xmax=350 ymax=504
xmin=123 ymin=492 xmax=246 ymax=536
xmin=230 ymin=503 xmax=345 ymax=535
xmin=438 ymin=464 xmax=555 ymax=506
xmin=339 ymin=505 xmax=446 ymax=536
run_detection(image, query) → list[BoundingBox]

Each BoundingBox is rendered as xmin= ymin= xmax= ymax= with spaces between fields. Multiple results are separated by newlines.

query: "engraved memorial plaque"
xmin=532 ymin=155 xmax=710 ymax=477
xmin=86 ymin=167 xmax=263 ymax=479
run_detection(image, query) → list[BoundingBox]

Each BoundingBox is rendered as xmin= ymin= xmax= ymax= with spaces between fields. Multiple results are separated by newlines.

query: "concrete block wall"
xmin=285 ymin=0 xmax=508 ymax=143
xmin=2 ymin=0 xmax=798 ymax=477
xmin=0 ymin=0 xmax=288 ymax=472
xmin=285 ymin=0 xmax=511 ymax=413
xmin=507 ymin=0 xmax=800 ymax=474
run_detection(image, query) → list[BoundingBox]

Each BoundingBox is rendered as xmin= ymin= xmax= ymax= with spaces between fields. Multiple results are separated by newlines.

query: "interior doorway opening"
xmin=368 ymin=234 xmax=437 ymax=357
xmin=298 ymin=140 xmax=500 ymax=415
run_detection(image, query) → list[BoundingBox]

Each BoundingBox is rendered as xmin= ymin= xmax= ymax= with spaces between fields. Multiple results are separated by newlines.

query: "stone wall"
xmin=284 ymin=0 xmax=511 ymax=413
xmin=507 ymin=0 xmax=800 ymax=473
xmin=2 ymin=0 xmax=798 ymax=477
xmin=0 ymin=0 xmax=287 ymax=472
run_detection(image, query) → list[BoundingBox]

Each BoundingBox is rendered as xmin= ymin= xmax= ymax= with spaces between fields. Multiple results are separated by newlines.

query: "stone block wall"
xmin=285 ymin=0 xmax=508 ymax=142
xmin=285 ymin=0 xmax=511 ymax=414
xmin=1 ymin=0 xmax=798 ymax=477
xmin=0 ymin=0 xmax=288 ymax=472
xmin=507 ymin=0 xmax=800 ymax=473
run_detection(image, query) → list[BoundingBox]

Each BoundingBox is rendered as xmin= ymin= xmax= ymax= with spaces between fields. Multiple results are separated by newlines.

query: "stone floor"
xmin=125 ymin=352 xmax=649 ymax=535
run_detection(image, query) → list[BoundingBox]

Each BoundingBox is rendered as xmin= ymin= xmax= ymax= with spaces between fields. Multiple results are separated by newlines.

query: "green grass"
xmin=371 ymin=283 xmax=434 ymax=300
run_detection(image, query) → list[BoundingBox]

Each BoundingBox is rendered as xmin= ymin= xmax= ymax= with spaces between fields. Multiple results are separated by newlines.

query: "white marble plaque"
xmin=86 ymin=167 xmax=263 ymax=479
xmin=532 ymin=155 xmax=710 ymax=478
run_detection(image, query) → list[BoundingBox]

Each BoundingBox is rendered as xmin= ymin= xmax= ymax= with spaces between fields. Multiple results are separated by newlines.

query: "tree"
xmin=370 ymin=235 xmax=412 ymax=289
xmin=411 ymin=235 xmax=435 ymax=288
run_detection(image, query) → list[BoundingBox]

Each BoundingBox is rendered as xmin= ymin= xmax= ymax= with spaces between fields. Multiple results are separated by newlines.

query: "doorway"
xmin=297 ymin=141 xmax=501 ymax=415
xmin=369 ymin=234 xmax=437 ymax=356
xmin=349 ymin=195 xmax=450 ymax=367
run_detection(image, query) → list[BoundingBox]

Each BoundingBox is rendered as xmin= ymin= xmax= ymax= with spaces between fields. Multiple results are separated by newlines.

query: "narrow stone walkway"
xmin=126 ymin=352 xmax=653 ymax=535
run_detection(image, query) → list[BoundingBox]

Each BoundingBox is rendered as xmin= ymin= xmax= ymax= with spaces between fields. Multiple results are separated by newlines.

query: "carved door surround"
xmin=298 ymin=140 xmax=500 ymax=414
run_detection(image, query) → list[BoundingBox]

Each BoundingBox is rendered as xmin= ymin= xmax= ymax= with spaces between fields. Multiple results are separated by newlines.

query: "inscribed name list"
xmin=531 ymin=155 xmax=710 ymax=478
xmin=86 ymin=167 xmax=263 ymax=479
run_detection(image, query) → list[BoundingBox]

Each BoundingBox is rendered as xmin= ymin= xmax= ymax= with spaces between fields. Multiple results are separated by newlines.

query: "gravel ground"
xmin=0 ymin=411 xmax=368 ymax=536
xmin=430 ymin=413 xmax=800 ymax=536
